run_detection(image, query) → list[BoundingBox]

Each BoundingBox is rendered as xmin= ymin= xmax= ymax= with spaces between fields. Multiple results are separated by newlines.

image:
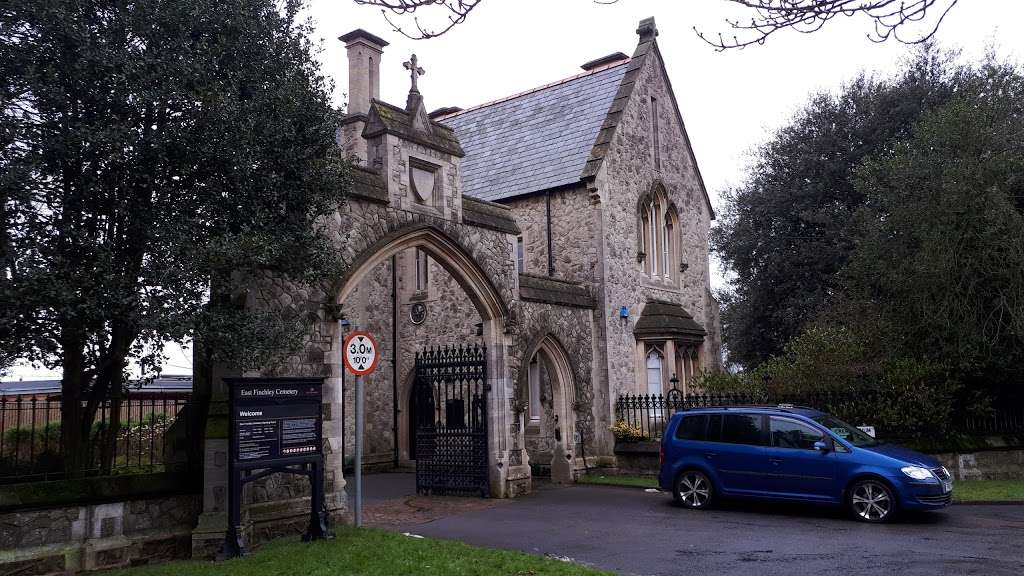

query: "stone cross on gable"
xmin=403 ymin=54 xmax=425 ymax=93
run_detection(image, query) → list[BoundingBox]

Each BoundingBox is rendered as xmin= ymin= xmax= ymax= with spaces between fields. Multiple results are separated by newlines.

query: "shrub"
xmin=609 ymin=420 xmax=645 ymax=442
xmin=692 ymin=368 xmax=763 ymax=395
xmin=699 ymin=326 xmax=961 ymax=439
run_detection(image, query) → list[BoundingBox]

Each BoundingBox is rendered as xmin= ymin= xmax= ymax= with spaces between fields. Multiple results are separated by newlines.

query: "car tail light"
xmin=659 ymin=444 xmax=665 ymax=466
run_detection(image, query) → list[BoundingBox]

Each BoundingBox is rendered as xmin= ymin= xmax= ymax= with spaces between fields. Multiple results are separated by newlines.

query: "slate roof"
xmin=439 ymin=61 xmax=629 ymax=202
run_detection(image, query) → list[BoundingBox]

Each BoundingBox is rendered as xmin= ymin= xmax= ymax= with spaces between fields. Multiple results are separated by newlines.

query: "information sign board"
xmin=222 ymin=377 xmax=331 ymax=558
xmin=231 ymin=380 xmax=322 ymax=464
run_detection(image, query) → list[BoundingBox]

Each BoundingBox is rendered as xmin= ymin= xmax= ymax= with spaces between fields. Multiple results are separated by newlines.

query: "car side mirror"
xmin=813 ymin=440 xmax=830 ymax=452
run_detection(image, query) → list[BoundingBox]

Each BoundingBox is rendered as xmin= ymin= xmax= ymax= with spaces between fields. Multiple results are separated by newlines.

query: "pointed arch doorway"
xmin=522 ymin=335 xmax=577 ymax=484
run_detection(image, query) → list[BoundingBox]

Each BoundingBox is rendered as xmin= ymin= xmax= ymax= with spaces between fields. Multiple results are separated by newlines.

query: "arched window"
xmin=649 ymin=201 xmax=660 ymax=276
xmin=638 ymin=185 xmax=678 ymax=283
xmin=415 ymin=248 xmax=429 ymax=292
xmin=662 ymin=218 xmax=671 ymax=281
xmin=528 ymin=356 xmax=541 ymax=422
xmin=640 ymin=210 xmax=651 ymax=275
xmin=646 ymin=348 xmax=663 ymax=396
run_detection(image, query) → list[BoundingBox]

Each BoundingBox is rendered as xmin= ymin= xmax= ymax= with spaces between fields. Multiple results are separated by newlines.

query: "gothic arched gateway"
xmin=333 ymin=224 xmax=517 ymax=499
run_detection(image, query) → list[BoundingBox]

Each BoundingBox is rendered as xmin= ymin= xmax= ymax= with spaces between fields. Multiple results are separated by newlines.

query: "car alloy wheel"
xmin=850 ymin=480 xmax=894 ymax=522
xmin=675 ymin=471 xmax=712 ymax=509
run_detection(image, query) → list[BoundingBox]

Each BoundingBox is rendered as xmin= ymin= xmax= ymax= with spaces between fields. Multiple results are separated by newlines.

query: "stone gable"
xmin=590 ymin=29 xmax=721 ymax=409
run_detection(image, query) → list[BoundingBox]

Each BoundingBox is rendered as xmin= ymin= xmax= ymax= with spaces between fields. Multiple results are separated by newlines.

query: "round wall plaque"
xmin=410 ymin=302 xmax=427 ymax=325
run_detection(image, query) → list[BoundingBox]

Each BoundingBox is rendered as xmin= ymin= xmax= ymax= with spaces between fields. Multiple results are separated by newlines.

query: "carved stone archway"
xmin=519 ymin=334 xmax=578 ymax=484
xmin=330 ymin=223 xmax=521 ymax=498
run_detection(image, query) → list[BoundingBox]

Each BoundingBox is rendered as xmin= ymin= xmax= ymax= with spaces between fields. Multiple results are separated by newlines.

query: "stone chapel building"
xmin=194 ymin=16 xmax=721 ymax=551
xmin=336 ymin=13 xmax=724 ymax=486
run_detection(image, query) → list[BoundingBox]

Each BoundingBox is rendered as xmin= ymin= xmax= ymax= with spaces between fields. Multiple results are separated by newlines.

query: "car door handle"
xmin=704 ymin=453 xmax=716 ymax=460
xmin=768 ymin=457 xmax=783 ymax=464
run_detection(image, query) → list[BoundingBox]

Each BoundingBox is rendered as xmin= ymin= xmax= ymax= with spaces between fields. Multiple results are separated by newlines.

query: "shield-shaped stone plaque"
xmin=411 ymin=166 xmax=435 ymax=204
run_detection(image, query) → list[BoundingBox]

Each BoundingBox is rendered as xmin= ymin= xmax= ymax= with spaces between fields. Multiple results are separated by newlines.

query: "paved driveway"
xmin=365 ymin=474 xmax=1024 ymax=575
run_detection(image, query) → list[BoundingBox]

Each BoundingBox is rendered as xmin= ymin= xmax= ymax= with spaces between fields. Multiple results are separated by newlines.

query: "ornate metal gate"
xmin=414 ymin=345 xmax=489 ymax=497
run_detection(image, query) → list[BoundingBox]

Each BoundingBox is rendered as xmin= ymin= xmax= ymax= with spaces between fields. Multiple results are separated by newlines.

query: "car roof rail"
xmin=685 ymin=404 xmax=819 ymax=414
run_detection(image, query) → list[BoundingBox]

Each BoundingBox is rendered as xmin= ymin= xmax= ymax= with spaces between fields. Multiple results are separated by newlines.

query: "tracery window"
xmin=638 ymin=185 xmax=678 ymax=283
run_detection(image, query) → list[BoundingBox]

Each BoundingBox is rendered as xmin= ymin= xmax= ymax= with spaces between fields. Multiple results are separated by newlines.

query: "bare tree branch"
xmin=353 ymin=0 xmax=960 ymax=48
xmin=353 ymin=0 xmax=484 ymax=40
xmin=695 ymin=0 xmax=960 ymax=50
xmin=354 ymin=0 xmax=620 ymax=39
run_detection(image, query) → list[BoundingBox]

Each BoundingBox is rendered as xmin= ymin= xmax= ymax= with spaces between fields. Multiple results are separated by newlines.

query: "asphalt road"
xmin=391 ymin=481 xmax=1024 ymax=576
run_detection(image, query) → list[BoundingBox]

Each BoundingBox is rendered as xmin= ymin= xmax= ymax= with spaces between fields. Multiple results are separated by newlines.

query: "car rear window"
xmin=676 ymin=415 xmax=708 ymax=440
xmin=721 ymin=414 xmax=764 ymax=446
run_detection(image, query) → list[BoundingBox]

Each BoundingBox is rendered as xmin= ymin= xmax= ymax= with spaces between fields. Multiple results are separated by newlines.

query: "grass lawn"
xmin=107 ymin=528 xmax=610 ymax=576
xmin=577 ymin=473 xmax=658 ymax=489
xmin=954 ymin=480 xmax=1024 ymax=503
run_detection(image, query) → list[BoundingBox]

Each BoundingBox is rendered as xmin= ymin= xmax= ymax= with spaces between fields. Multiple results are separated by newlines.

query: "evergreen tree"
xmin=1 ymin=0 xmax=349 ymax=473
xmin=713 ymin=46 xmax=960 ymax=367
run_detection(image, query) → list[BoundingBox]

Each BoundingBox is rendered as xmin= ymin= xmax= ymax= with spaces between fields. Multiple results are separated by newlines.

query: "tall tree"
xmin=712 ymin=46 xmax=958 ymax=367
xmin=0 ymin=0 xmax=348 ymax=474
xmin=846 ymin=62 xmax=1024 ymax=400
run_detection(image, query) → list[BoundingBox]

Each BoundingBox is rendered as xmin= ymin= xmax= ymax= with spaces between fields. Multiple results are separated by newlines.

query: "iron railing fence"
xmin=613 ymin=389 xmax=1024 ymax=441
xmin=0 ymin=395 xmax=195 ymax=484
xmin=957 ymin=408 xmax=1024 ymax=436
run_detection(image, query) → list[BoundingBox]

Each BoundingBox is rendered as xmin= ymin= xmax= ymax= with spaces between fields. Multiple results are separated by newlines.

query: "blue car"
xmin=658 ymin=405 xmax=952 ymax=522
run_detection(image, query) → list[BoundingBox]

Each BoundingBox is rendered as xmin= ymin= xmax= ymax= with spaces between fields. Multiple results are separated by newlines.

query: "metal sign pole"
xmin=341 ymin=329 xmax=376 ymax=529
xmin=355 ymin=373 xmax=364 ymax=527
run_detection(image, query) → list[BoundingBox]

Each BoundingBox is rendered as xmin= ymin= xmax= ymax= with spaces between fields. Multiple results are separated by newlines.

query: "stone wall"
xmin=0 ymin=495 xmax=199 ymax=575
xmin=507 ymin=194 xmax=549 ymax=277
xmin=611 ymin=441 xmax=661 ymax=476
xmin=548 ymin=186 xmax=601 ymax=285
xmin=506 ymin=186 xmax=598 ymax=285
xmin=704 ymin=288 xmax=723 ymax=368
xmin=932 ymin=449 xmax=1024 ymax=481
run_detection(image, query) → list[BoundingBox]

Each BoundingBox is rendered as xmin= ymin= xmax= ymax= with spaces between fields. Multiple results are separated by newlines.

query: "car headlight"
xmin=901 ymin=466 xmax=934 ymax=480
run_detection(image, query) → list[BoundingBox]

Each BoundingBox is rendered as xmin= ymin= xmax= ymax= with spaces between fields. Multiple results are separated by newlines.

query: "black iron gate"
xmin=414 ymin=345 xmax=489 ymax=497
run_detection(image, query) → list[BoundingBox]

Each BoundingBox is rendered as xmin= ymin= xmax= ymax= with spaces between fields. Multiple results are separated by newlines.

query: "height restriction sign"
xmin=343 ymin=331 xmax=379 ymax=376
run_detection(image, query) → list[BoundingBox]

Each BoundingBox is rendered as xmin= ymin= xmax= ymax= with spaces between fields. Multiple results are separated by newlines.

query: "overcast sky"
xmin=6 ymin=0 xmax=1022 ymax=381
xmin=308 ymin=0 xmax=1022 ymax=199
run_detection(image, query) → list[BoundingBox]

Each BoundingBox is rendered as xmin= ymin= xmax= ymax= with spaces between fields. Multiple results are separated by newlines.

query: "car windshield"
xmin=812 ymin=414 xmax=880 ymax=447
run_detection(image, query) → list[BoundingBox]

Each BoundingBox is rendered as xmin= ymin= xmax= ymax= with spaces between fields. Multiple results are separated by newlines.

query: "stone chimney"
xmin=338 ymin=29 xmax=387 ymax=164
xmin=339 ymin=29 xmax=388 ymax=116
